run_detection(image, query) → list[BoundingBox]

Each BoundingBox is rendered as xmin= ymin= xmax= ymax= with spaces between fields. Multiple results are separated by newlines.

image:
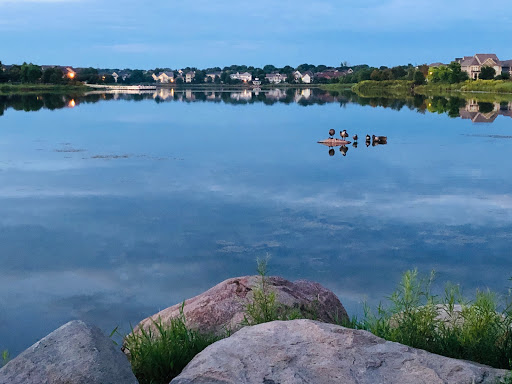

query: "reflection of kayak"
xmin=317 ymin=138 xmax=351 ymax=146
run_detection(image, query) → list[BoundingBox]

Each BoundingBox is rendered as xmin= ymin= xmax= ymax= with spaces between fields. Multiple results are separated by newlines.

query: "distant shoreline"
xmin=321 ymin=80 xmax=512 ymax=101
xmin=0 ymin=83 xmax=88 ymax=95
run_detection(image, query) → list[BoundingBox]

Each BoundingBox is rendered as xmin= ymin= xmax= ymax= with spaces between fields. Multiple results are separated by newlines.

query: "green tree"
xmin=128 ymin=70 xmax=145 ymax=83
xmin=20 ymin=63 xmax=42 ymax=83
xmin=0 ymin=61 xmax=8 ymax=83
xmin=194 ymin=70 xmax=206 ymax=83
xmin=8 ymin=65 xmax=21 ymax=82
xmin=479 ymin=66 xmax=496 ymax=80
xmin=413 ymin=70 xmax=426 ymax=85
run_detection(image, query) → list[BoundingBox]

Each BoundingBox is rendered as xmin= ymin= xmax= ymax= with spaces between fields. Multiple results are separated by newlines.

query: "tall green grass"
xmin=242 ymin=256 xmax=320 ymax=326
xmin=123 ymin=305 xmax=218 ymax=384
xmin=1 ymin=350 xmax=9 ymax=367
xmin=355 ymin=270 xmax=512 ymax=370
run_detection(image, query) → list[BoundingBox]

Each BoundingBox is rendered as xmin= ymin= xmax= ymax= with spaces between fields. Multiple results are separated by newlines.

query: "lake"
xmin=1 ymin=88 xmax=512 ymax=356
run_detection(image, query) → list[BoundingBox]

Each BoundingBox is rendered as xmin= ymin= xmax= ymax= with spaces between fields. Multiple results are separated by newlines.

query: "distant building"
xmin=456 ymin=54 xmax=506 ymax=79
xmin=314 ymin=69 xmax=351 ymax=82
xmin=185 ymin=71 xmax=195 ymax=83
xmin=265 ymin=73 xmax=287 ymax=84
xmin=230 ymin=72 xmax=252 ymax=82
xmin=152 ymin=71 xmax=175 ymax=83
xmin=301 ymin=71 xmax=313 ymax=84
xmin=206 ymin=72 xmax=221 ymax=82
xmin=112 ymin=72 xmax=119 ymax=83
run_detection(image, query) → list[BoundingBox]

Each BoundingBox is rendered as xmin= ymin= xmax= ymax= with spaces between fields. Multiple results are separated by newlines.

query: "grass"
xmin=123 ymin=305 xmax=218 ymax=384
xmin=352 ymin=80 xmax=415 ymax=97
xmin=1 ymin=350 xmax=9 ymax=367
xmin=242 ymin=256 xmax=308 ymax=326
xmin=0 ymin=83 xmax=87 ymax=95
xmin=325 ymin=79 xmax=512 ymax=102
xmin=350 ymin=269 xmax=512 ymax=370
xmin=121 ymin=262 xmax=512 ymax=382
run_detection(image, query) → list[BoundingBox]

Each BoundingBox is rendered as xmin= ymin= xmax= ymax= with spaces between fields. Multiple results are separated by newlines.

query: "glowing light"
xmin=68 ymin=99 xmax=76 ymax=108
xmin=68 ymin=72 xmax=75 ymax=79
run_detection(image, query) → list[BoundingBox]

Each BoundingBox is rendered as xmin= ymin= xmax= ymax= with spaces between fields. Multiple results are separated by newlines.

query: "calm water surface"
xmin=1 ymin=88 xmax=512 ymax=355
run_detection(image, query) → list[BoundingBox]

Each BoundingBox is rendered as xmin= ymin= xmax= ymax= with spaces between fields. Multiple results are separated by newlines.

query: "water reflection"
xmin=1 ymin=88 xmax=512 ymax=124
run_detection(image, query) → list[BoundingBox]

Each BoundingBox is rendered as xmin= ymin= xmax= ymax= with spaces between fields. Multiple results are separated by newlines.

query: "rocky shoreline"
xmin=0 ymin=275 xmax=508 ymax=384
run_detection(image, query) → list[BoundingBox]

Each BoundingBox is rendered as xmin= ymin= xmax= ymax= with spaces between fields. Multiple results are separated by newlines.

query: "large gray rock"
xmin=0 ymin=320 xmax=138 ymax=384
xmin=134 ymin=276 xmax=347 ymax=337
xmin=171 ymin=319 xmax=508 ymax=384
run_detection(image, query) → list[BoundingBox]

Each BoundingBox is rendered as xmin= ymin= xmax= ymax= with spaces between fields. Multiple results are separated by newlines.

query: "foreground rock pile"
xmin=134 ymin=275 xmax=348 ymax=337
xmin=171 ymin=319 xmax=508 ymax=384
xmin=0 ymin=320 xmax=138 ymax=384
xmin=1 ymin=276 xmax=508 ymax=384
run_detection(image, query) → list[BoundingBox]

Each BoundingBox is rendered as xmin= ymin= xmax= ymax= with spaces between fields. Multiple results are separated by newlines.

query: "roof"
xmin=460 ymin=57 xmax=478 ymax=67
xmin=475 ymin=54 xmax=499 ymax=65
xmin=428 ymin=62 xmax=446 ymax=67
xmin=158 ymin=71 xmax=174 ymax=77
xmin=186 ymin=71 xmax=195 ymax=76
xmin=500 ymin=60 xmax=512 ymax=67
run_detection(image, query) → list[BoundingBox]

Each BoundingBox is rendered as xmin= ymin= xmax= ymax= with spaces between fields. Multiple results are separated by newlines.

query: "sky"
xmin=1 ymin=0 xmax=511 ymax=69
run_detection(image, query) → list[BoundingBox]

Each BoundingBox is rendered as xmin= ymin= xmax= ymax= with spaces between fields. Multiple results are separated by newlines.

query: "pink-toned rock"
xmin=134 ymin=276 xmax=347 ymax=337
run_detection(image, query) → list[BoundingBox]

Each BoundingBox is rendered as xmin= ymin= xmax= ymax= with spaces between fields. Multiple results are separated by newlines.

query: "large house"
xmin=152 ymin=71 xmax=174 ymax=83
xmin=456 ymin=54 xmax=511 ymax=79
xmin=185 ymin=71 xmax=195 ymax=83
xmin=265 ymin=73 xmax=287 ymax=84
xmin=230 ymin=72 xmax=252 ymax=82
xmin=206 ymin=72 xmax=221 ymax=81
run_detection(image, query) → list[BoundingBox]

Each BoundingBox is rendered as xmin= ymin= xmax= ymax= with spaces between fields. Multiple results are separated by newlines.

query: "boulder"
xmin=0 ymin=320 xmax=138 ymax=384
xmin=134 ymin=276 xmax=347 ymax=337
xmin=171 ymin=319 xmax=508 ymax=384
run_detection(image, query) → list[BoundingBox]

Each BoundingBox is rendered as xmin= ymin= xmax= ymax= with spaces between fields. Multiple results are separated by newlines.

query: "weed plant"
xmin=355 ymin=269 xmax=512 ymax=370
xmin=123 ymin=305 xmax=218 ymax=384
xmin=242 ymin=256 xmax=315 ymax=326
xmin=1 ymin=350 xmax=8 ymax=367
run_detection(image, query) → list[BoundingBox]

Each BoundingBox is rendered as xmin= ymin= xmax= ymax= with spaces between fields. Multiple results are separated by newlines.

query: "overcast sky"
xmin=1 ymin=0 xmax=511 ymax=69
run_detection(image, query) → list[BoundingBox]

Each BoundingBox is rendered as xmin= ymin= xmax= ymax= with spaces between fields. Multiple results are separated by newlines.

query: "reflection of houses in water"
xmin=294 ymin=88 xmax=311 ymax=102
xmin=185 ymin=90 xmax=195 ymax=100
xmin=153 ymin=88 xmax=174 ymax=100
xmin=266 ymin=88 xmax=287 ymax=100
xmin=230 ymin=89 xmax=253 ymax=101
xmin=459 ymin=99 xmax=512 ymax=123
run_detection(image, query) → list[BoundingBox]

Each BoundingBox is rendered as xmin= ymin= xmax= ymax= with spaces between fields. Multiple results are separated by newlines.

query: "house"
xmin=301 ymin=71 xmax=313 ymax=84
xmin=457 ymin=54 xmax=503 ymax=79
xmin=501 ymin=60 xmax=512 ymax=74
xmin=118 ymin=71 xmax=131 ymax=81
xmin=63 ymin=67 xmax=76 ymax=79
xmin=265 ymin=73 xmax=287 ymax=84
xmin=293 ymin=71 xmax=302 ymax=80
xmin=152 ymin=71 xmax=175 ymax=83
xmin=230 ymin=72 xmax=252 ymax=82
xmin=185 ymin=71 xmax=195 ymax=83
xmin=428 ymin=62 xmax=446 ymax=68
xmin=206 ymin=72 xmax=221 ymax=82
xmin=252 ymin=78 xmax=262 ymax=86
xmin=314 ymin=69 xmax=351 ymax=82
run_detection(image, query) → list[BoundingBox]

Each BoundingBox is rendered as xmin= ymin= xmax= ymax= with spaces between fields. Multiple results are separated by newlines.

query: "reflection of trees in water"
xmin=478 ymin=102 xmax=494 ymax=114
xmin=1 ymin=89 xmax=511 ymax=123
xmin=0 ymin=93 xmax=80 ymax=114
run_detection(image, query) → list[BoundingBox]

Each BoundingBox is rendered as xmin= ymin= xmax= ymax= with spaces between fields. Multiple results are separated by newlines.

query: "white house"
xmin=152 ymin=71 xmax=175 ymax=83
xmin=301 ymin=71 xmax=313 ymax=84
xmin=185 ymin=71 xmax=195 ymax=83
xmin=265 ymin=73 xmax=287 ymax=84
xmin=230 ymin=72 xmax=252 ymax=82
